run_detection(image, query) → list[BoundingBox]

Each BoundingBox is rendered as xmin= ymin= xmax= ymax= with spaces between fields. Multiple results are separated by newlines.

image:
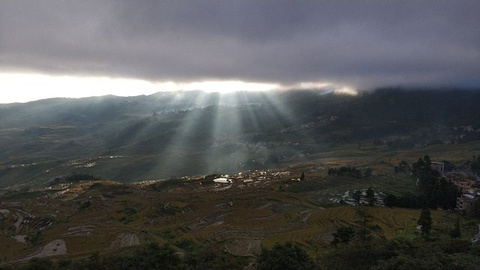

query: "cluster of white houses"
xmin=212 ymin=170 xmax=292 ymax=187
xmin=432 ymin=161 xmax=480 ymax=212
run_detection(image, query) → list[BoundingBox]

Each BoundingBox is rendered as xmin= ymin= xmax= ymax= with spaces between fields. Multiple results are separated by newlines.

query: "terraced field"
xmin=1 ymin=173 xmax=478 ymax=266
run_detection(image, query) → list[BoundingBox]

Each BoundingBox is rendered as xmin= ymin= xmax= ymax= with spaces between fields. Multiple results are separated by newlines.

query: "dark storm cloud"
xmin=0 ymin=0 xmax=479 ymax=89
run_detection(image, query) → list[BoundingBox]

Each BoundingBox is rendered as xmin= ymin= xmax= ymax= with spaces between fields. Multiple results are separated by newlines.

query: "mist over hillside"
xmin=1 ymin=88 xmax=479 ymax=188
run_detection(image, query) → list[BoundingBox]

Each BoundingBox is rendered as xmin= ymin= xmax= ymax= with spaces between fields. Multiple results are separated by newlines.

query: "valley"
xmin=1 ymin=90 xmax=480 ymax=189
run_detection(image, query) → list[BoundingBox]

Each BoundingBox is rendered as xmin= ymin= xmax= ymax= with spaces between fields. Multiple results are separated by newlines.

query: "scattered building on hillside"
xmin=443 ymin=168 xmax=480 ymax=211
xmin=457 ymin=193 xmax=477 ymax=212
xmin=431 ymin=162 xmax=445 ymax=176
xmin=445 ymin=171 xmax=478 ymax=193
xmin=454 ymin=180 xmax=477 ymax=192
xmin=445 ymin=171 xmax=476 ymax=182
xmin=272 ymin=171 xmax=291 ymax=177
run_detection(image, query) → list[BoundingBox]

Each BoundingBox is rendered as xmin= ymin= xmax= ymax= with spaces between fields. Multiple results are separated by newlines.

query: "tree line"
xmin=328 ymin=167 xmax=373 ymax=178
xmin=49 ymin=174 xmax=101 ymax=186
xmin=386 ymin=156 xmax=461 ymax=209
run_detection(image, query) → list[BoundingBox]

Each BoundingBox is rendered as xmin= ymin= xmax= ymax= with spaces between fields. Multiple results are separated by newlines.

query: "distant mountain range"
xmin=1 ymin=88 xmax=479 ymax=188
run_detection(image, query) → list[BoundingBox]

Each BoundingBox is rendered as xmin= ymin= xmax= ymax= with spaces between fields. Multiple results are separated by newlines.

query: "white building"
xmin=213 ymin=178 xmax=232 ymax=184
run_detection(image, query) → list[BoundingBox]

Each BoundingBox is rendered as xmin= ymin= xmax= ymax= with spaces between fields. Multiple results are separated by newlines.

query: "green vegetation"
xmin=366 ymin=188 xmax=375 ymax=206
xmin=323 ymin=238 xmax=480 ymax=270
xmin=385 ymin=156 xmax=461 ymax=210
xmin=6 ymin=236 xmax=480 ymax=270
xmin=78 ymin=200 xmax=91 ymax=211
xmin=50 ymin=174 xmax=100 ymax=186
xmin=19 ymin=244 xmax=183 ymax=270
xmin=331 ymin=227 xmax=356 ymax=245
xmin=328 ymin=167 xmax=372 ymax=178
xmin=450 ymin=216 xmax=461 ymax=238
xmin=472 ymin=154 xmax=480 ymax=174
xmin=257 ymin=242 xmax=317 ymax=270
xmin=418 ymin=208 xmax=432 ymax=238
xmin=469 ymin=199 xmax=480 ymax=218
xmin=384 ymin=193 xmax=422 ymax=208
xmin=353 ymin=190 xmax=362 ymax=206
xmin=394 ymin=160 xmax=410 ymax=174
xmin=25 ymin=231 xmax=43 ymax=247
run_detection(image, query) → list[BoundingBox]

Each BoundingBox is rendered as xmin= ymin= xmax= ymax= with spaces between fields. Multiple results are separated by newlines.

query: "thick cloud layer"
xmin=1 ymin=0 xmax=479 ymax=89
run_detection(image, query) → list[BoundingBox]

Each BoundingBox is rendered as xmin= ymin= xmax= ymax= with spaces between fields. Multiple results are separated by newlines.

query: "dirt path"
xmin=21 ymin=240 xmax=67 ymax=261
xmin=13 ymin=213 xmax=23 ymax=234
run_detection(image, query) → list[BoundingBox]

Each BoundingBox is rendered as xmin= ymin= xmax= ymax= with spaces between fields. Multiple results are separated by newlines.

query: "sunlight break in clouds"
xmin=0 ymin=73 xmax=161 ymax=103
xmin=0 ymin=73 xmax=358 ymax=104
xmin=334 ymin=87 xmax=358 ymax=96
xmin=285 ymin=81 xmax=358 ymax=96
xmin=0 ymin=73 xmax=281 ymax=103
xmin=179 ymin=81 xmax=279 ymax=93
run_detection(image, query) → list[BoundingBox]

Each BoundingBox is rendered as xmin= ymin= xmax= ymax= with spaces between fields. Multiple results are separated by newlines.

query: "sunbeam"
xmin=203 ymin=92 xmax=247 ymax=174
xmin=149 ymin=92 xmax=220 ymax=178
xmin=99 ymin=89 xmax=341 ymax=180
xmin=235 ymin=91 xmax=261 ymax=133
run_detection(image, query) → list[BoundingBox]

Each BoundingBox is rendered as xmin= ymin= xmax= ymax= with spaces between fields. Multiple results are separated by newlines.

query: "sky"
xmin=0 ymin=0 xmax=479 ymax=103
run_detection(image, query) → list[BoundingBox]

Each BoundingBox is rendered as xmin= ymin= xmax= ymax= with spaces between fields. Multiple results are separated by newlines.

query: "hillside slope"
xmin=0 ymin=89 xmax=479 ymax=188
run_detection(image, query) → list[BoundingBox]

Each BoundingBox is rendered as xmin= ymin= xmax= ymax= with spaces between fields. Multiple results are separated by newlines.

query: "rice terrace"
xmin=1 ymin=140 xmax=480 ymax=268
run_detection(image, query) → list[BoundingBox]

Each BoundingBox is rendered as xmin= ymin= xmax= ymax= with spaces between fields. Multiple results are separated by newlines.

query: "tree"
xmin=185 ymin=248 xmax=247 ymax=270
xmin=324 ymin=238 xmax=394 ymax=270
xmin=468 ymin=198 xmax=480 ymax=218
xmin=383 ymin=194 xmax=398 ymax=207
xmin=412 ymin=157 xmax=426 ymax=178
xmin=412 ymin=156 xmax=461 ymax=210
xmin=423 ymin=155 xmax=432 ymax=169
xmin=418 ymin=208 xmax=432 ymax=238
xmin=353 ymin=190 xmax=362 ymax=206
xmin=384 ymin=193 xmax=424 ymax=209
xmin=450 ymin=216 xmax=461 ymax=238
xmin=366 ymin=188 xmax=375 ymax=206
xmin=257 ymin=242 xmax=317 ymax=270
xmin=394 ymin=161 xmax=410 ymax=174
xmin=418 ymin=174 xmax=437 ymax=208
xmin=26 ymin=231 xmax=43 ymax=246
xmin=472 ymin=154 xmax=480 ymax=173
xmin=25 ymin=258 xmax=54 ymax=270
xmin=412 ymin=156 xmax=435 ymax=180
xmin=364 ymin=168 xmax=373 ymax=178
xmin=111 ymin=243 xmax=184 ymax=270
xmin=442 ymin=160 xmax=455 ymax=172
xmin=332 ymin=227 xmax=356 ymax=245
xmin=436 ymin=178 xmax=449 ymax=209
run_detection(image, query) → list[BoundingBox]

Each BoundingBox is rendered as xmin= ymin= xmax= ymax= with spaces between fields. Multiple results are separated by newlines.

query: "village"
xmin=430 ymin=161 xmax=480 ymax=213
